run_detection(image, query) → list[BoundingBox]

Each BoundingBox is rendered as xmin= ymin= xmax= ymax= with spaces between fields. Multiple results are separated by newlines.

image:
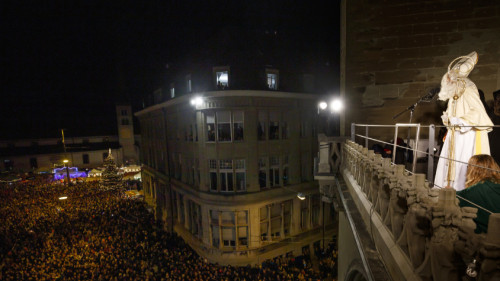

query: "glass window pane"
xmin=236 ymin=172 xmax=245 ymax=191
xmin=220 ymin=160 xmax=232 ymax=169
xmin=234 ymin=123 xmax=244 ymax=141
xmin=259 ymin=171 xmax=267 ymax=188
xmin=210 ymin=172 xmax=217 ymax=191
xmin=227 ymin=173 xmax=233 ymax=191
xmin=220 ymin=173 xmax=227 ymax=190
xmin=207 ymin=113 xmax=215 ymax=142
xmin=218 ymin=123 xmax=231 ymax=142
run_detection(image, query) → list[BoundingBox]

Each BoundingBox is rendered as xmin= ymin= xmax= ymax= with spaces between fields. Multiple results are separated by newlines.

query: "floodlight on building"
xmin=59 ymin=196 xmax=68 ymax=200
xmin=330 ymin=98 xmax=343 ymax=113
xmin=297 ymin=192 xmax=306 ymax=200
xmin=190 ymin=96 xmax=204 ymax=107
xmin=318 ymin=101 xmax=328 ymax=110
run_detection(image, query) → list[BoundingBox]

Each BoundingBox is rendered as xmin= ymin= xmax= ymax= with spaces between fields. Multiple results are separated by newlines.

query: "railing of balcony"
xmin=329 ymin=122 xmax=500 ymax=281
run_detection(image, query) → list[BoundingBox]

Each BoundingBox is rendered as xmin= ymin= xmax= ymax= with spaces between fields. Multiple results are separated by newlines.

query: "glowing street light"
xmin=330 ymin=98 xmax=343 ymax=113
xmin=318 ymin=101 xmax=328 ymax=110
xmin=63 ymin=159 xmax=70 ymax=186
xmin=59 ymin=196 xmax=67 ymax=200
xmin=297 ymin=192 xmax=306 ymax=200
xmin=190 ymin=96 xmax=204 ymax=107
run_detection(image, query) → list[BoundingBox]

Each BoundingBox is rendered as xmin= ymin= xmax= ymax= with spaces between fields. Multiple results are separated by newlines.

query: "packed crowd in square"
xmin=0 ymin=177 xmax=338 ymax=280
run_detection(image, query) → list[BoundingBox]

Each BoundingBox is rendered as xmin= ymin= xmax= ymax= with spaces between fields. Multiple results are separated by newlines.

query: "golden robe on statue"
xmin=434 ymin=52 xmax=493 ymax=191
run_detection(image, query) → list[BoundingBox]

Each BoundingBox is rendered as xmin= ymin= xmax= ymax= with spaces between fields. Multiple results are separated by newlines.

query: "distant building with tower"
xmin=0 ymin=105 xmax=140 ymax=173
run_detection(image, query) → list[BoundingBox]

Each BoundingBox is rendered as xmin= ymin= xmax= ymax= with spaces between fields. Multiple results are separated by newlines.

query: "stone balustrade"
xmin=339 ymin=140 xmax=500 ymax=281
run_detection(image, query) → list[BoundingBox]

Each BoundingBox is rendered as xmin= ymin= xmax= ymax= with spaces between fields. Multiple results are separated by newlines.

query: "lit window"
xmin=266 ymin=69 xmax=279 ymax=90
xmin=216 ymin=71 xmax=229 ymax=89
xmin=267 ymin=73 xmax=278 ymax=90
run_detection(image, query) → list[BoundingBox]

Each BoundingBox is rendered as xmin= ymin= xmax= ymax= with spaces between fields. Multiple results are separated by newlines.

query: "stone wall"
xmin=342 ymin=0 xmax=500 ymax=138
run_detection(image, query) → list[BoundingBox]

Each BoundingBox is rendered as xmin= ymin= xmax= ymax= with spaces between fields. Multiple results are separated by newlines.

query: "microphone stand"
xmin=392 ymin=90 xmax=437 ymax=167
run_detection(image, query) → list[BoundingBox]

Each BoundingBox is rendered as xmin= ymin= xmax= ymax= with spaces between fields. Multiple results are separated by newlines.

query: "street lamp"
xmin=318 ymin=98 xmax=344 ymax=136
xmin=63 ymin=159 xmax=70 ymax=186
xmin=330 ymin=98 xmax=343 ymax=113
xmin=190 ymin=96 xmax=204 ymax=107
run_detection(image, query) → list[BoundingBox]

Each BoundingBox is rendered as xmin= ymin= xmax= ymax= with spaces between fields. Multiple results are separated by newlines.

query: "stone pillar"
xmin=292 ymin=198 xmax=301 ymax=235
xmin=281 ymin=203 xmax=285 ymax=239
xmin=218 ymin=211 xmax=223 ymax=249
xmin=201 ymin=204 xmax=211 ymax=246
xmin=176 ymin=192 xmax=182 ymax=223
xmin=248 ymin=207 xmax=260 ymax=248
xmin=235 ymin=211 xmax=239 ymax=248
xmin=184 ymin=197 xmax=190 ymax=229
xmin=318 ymin=141 xmax=331 ymax=173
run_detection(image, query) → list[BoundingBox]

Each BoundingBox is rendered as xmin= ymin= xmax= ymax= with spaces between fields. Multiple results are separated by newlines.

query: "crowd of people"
xmin=0 ymin=177 xmax=338 ymax=281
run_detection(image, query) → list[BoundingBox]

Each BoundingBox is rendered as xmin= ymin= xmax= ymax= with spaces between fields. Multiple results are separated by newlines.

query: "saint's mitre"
xmin=448 ymin=51 xmax=478 ymax=80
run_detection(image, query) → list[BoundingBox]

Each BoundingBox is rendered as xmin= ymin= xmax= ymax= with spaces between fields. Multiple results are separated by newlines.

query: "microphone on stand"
xmin=421 ymin=87 xmax=440 ymax=102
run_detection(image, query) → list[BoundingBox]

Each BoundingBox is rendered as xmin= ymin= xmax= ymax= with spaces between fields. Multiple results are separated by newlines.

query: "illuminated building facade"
xmin=136 ymin=27 xmax=337 ymax=265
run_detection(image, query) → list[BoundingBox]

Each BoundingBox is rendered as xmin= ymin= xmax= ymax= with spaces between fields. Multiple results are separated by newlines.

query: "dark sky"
xmin=1 ymin=1 xmax=339 ymax=140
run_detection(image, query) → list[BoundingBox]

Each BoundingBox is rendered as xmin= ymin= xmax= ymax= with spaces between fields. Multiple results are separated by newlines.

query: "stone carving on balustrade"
xmin=455 ymin=213 xmax=500 ymax=281
xmin=376 ymin=162 xmax=404 ymax=226
xmin=341 ymin=140 xmax=500 ymax=280
xmin=366 ymin=158 xmax=391 ymax=205
xmin=359 ymin=149 xmax=374 ymax=191
xmin=396 ymin=173 xmax=438 ymax=273
xmin=405 ymin=188 xmax=474 ymax=281
xmin=360 ymin=150 xmax=373 ymax=194
xmin=355 ymin=147 xmax=368 ymax=184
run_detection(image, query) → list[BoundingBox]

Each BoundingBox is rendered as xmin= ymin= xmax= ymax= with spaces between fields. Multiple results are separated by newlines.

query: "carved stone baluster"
xmin=397 ymin=174 xmax=435 ymax=271
xmin=377 ymin=164 xmax=404 ymax=222
xmin=361 ymin=150 xmax=375 ymax=190
xmin=478 ymin=214 xmax=500 ymax=281
xmin=369 ymin=158 xmax=389 ymax=204
xmin=364 ymin=154 xmax=381 ymax=195
xmin=426 ymin=188 xmax=463 ymax=281
xmin=387 ymin=169 xmax=410 ymax=240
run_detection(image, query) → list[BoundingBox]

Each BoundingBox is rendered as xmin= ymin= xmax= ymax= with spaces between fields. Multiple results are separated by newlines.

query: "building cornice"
xmin=135 ymin=90 xmax=317 ymax=117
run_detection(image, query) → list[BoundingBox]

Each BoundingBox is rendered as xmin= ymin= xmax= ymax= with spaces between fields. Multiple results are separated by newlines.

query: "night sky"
xmin=1 ymin=1 xmax=339 ymax=139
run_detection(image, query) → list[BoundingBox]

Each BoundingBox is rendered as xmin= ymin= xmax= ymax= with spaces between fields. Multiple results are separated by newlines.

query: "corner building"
xmin=135 ymin=28 xmax=336 ymax=265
